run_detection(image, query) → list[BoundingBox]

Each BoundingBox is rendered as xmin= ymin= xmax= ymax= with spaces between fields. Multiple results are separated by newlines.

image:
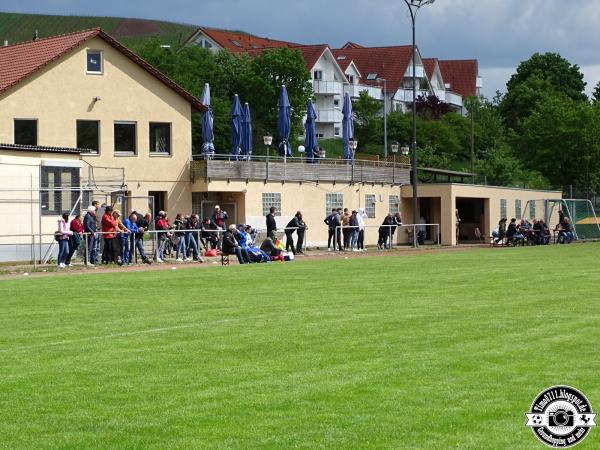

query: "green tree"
xmin=500 ymin=53 xmax=587 ymax=130
xmin=133 ymin=41 xmax=311 ymax=154
xmin=352 ymin=90 xmax=384 ymax=148
xmin=592 ymin=81 xmax=600 ymax=104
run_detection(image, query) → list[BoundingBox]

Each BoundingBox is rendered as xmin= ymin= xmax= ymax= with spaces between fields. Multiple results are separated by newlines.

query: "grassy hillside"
xmin=0 ymin=12 xmax=197 ymax=47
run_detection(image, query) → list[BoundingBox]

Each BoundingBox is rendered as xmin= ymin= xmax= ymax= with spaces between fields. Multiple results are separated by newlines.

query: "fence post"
xmin=413 ymin=224 xmax=417 ymax=247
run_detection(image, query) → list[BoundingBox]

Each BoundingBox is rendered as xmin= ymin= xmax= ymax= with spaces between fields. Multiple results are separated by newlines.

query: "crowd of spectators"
xmin=491 ymin=210 xmax=574 ymax=246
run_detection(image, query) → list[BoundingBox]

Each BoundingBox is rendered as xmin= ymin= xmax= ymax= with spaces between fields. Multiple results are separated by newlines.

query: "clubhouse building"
xmin=0 ymin=29 xmax=560 ymax=261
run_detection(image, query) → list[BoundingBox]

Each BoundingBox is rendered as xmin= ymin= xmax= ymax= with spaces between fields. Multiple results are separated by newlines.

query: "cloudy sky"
xmin=3 ymin=0 xmax=600 ymax=98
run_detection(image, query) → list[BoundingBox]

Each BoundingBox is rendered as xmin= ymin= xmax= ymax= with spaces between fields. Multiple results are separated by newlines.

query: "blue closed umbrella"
xmin=200 ymin=83 xmax=215 ymax=155
xmin=230 ymin=94 xmax=243 ymax=159
xmin=342 ymin=93 xmax=354 ymax=160
xmin=241 ymin=102 xmax=253 ymax=159
xmin=304 ymin=99 xmax=319 ymax=160
xmin=278 ymin=85 xmax=292 ymax=157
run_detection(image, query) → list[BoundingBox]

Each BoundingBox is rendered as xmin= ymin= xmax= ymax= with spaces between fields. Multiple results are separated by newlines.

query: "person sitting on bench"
xmin=506 ymin=218 xmax=524 ymax=245
xmin=222 ymin=225 xmax=251 ymax=264
xmin=558 ymin=217 xmax=574 ymax=244
xmin=260 ymin=230 xmax=283 ymax=260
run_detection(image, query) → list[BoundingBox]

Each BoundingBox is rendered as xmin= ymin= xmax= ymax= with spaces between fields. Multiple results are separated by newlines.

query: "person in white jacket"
xmin=57 ymin=213 xmax=73 ymax=268
xmin=356 ymin=208 xmax=368 ymax=251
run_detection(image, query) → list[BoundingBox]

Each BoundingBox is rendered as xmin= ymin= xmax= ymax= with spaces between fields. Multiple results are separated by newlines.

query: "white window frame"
xmin=515 ymin=199 xmax=522 ymax=219
xmin=365 ymin=194 xmax=376 ymax=218
xmin=313 ymin=70 xmax=323 ymax=81
xmin=262 ymin=193 xmax=281 ymax=217
xmin=325 ymin=193 xmax=343 ymax=216
xmin=500 ymin=199 xmax=507 ymax=219
xmin=86 ymin=49 xmax=104 ymax=75
xmin=149 ymin=122 xmax=172 ymax=157
xmin=389 ymin=195 xmax=400 ymax=215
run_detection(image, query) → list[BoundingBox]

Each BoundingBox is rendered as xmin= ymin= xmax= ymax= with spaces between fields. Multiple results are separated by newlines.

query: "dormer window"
xmin=348 ymin=75 xmax=355 ymax=84
xmin=86 ymin=50 xmax=103 ymax=74
xmin=366 ymin=73 xmax=377 ymax=80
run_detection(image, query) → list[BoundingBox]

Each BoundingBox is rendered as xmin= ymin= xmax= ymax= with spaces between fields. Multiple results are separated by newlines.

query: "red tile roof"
xmin=422 ymin=58 xmax=438 ymax=81
xmin=243 ymin=44 xmax=330 ymax=72
xmin=438 ymin=59 xmax=478 ymax=98
xmin=198 ymin=27 xmax=298 ymax=53
xmin=290 ymin=44 xmax=329 ymax=70
xmin=332 ymin=46 xmax=414 ymax=91
xmin=341 ymin=42 xmax=365 ymax=49
xmin=0 ymin=28 xmax=205 ymax=111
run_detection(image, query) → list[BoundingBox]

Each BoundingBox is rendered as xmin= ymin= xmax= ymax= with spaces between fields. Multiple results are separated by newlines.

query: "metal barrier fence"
xmin=333 ymin=223 xmax=440 ymax=250
xmin=0 ymin=226 xmax=309 ymax=268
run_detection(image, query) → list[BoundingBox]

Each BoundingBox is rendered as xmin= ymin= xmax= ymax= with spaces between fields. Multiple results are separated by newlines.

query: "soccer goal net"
xmin=523 ymin=199 xmax=600 ymax=241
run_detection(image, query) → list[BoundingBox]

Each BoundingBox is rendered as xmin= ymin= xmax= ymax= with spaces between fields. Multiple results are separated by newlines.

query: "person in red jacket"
xmin=101 ymin=205 xmax=121 ymax=264
xmin=65 ymin=214 xmax=84 ymax=266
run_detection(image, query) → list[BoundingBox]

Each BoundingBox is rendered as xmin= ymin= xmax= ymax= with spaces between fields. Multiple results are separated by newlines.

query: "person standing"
xmin=101 ymin=206 xmax=119 ymax=264
xmin=133 ymin=212 xmax=152 ymax=264
xmin=155 ymin=211 xmax=170 ymax=263
xmin=324 ymin=208 xmax=336 ymax=251
xmin=285 ymin=213 xmax=298 ymax=254
xmin=296 ymin=212 xmax=307 ymax=254
xmin=83 ymin=205 xmax=98 ymax=265
xmin=173 ymin=213 xmax=187 ymax=262
xmin=356 ymin=208 xmax=368 ymax=251
xmin=211 ymin=205 xmax=228 ymax=230
xmin=455 ymin=209 xmax=461 ymax=244
xmin=266 ymin=206 xmax=277 ymax=238
xmin=123 ymin=212 xmax=139 ymax=264
xmin=65 ymin=214 xmax=83 ymax=266
xmin=56 ymin=213 xmax=72 ymax=268
xmin=349 ymin=210 xmax=359 ymax=251
xmin=341 ymin=208 xmax=351 ymax=250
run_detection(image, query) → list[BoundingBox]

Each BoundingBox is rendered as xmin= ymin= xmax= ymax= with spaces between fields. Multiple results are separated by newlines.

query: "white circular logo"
xmin=526 ymin=385 xmax=596 ymax=447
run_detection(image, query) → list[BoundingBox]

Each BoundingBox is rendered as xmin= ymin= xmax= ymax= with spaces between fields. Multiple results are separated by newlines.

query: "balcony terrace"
xmin=190 ymin=155 xmax=411 ymax=186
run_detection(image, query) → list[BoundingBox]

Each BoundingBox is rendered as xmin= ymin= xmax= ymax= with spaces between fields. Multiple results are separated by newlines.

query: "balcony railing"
xmin=345 ymin=84 xmax=383 ymax=99
xmin=316 ymin=108 xmax=343 ymax=123
xmin=312 ymin=80 xmax=344 ymax=95
xmin=190 ymin=155 xmax=410 ymax=186
xmin=404 ymin=65 xmax=425 ymax=78
xmin=445 ymin=91 xmax=463 ymax=107
xmin=395 ymin=89 xmax=431 ymax=102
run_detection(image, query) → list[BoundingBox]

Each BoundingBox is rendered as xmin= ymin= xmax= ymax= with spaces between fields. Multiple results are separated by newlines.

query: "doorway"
xmin=149 ymin=191 xmax=166 ymax=218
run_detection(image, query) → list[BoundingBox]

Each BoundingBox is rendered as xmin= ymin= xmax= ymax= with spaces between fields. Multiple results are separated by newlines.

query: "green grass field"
xmin=1 ymin=244 xmax=599 ymax=449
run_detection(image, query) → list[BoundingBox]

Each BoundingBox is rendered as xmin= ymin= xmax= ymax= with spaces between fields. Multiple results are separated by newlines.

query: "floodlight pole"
xmin=403 ymin=0 xmax=434 ymax=232
xmin=377 ymin=78 xmax=388 ymax=159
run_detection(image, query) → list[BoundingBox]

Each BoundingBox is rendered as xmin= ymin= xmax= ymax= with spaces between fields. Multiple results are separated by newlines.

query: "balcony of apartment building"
xmin=444 ymin=91 xmax=463 ymax=108
xmin=312 ymin=79 xmax=344 ymax=95
xmin=316 ymin=108 xmax=344 ymax=124
xmin=394 ymin=88 xmax=431 ymax=103
xmin=345 ymin=83 xmax=383 ymax=100
xmin=190 ymin=154 xmax=411 ymax=186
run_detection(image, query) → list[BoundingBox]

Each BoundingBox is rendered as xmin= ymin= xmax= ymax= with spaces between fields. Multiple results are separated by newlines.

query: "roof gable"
xmin=332 ymin=45 xmax=416 ymax=91
xmin=438 ymin=59 xmax=478 ymax=98
xmin=0 ymin=28 xmax=205 ymax=111
xmin=194 ymin=27 xmax=298 ymax=53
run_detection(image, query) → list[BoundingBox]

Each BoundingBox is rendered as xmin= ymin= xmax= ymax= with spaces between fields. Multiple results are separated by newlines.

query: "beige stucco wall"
xmin=0 ymin=36 xmax=194 ymax=217
xmin=192 ymin=179 xmax=406 ymax=247
xmin=0 ymin=151 xmax=81 ymax=250
xmin=404 ymin=184 xmax=563 ymax=245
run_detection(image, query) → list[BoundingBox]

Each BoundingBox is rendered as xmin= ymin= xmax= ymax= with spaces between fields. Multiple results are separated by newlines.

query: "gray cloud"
xmin=2 ymin=0 xmax=600 ymax=97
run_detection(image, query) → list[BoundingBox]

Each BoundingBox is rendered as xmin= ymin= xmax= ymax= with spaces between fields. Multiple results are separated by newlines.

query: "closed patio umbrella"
xmin=342 ymin=92 xmax=354 ymax=160
xmin=304 ymin=99 xmax=319 ymax=160
xmin=241 ymin=102 xmax=253 ymax=159
xmin=230 ymin=94 xmax=243 ymax=159
xmin=278 ymin=85 xmax=292 ymax=157
xmin=200 ymin=83 xmax=215 ymax=155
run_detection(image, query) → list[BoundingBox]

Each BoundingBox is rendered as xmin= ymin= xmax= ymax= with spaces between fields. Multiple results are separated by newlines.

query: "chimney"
xmin=3 ymin=40 xmax=8 ymax=47
xmin=33 ymin=30 xmax=39 ymax=41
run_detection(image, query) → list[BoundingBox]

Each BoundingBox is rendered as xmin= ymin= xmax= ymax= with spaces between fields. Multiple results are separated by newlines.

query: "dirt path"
xmin=0 ymin=245 xmax=492 ymax=281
